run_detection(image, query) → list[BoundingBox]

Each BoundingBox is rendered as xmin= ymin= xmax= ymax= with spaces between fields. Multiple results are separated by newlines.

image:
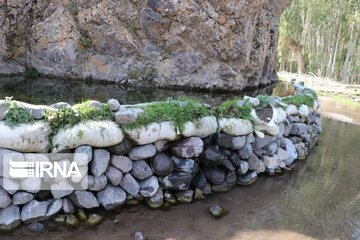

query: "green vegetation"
xmin=256 ymin=95 xmax=272 ymax=108
xmin=215 ymin=99 xmax=253 ymax=120
xmin=281 ymin=95 xmax=315 ymax=107
xmin=78 ymin=35 xmax=92 ymax=49
xmin=127 ymin=67 xmax=157 ymax=81
xmin=67 ymin=1 xmax=78 ymax=15
xmin=124 ymin=99 xmax=211 ymax=133
xmin=45 ymin=100 xmax=112 ymax=135
xmin=332 ymin=96 xmax=360 ymax=108
xmin=3 ymin=98 xmax=34 ymax=126
xmin=125 ymin=20 xmax=136 ymax=33
xmin=25 ymin=67 xmax=40 ymax=79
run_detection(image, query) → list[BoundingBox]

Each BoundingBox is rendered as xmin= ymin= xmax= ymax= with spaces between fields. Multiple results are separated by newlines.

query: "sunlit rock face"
xmin=0 ymin=0 xmax=287 ymax=91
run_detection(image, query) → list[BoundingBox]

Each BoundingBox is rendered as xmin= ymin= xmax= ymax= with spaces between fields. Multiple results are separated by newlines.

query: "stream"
xmin=1 ymin=77 xmax=360 ymax=240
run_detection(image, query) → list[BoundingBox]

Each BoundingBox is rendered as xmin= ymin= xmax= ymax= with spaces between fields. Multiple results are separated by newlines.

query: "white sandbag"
xmin=218 ymin=118 xmax=253 ymax=136
xmin=276 ymin=108 xmax=287 ymax=123
xmin=181 ymin=116 xmax=218 ymax=138
xmin=124 ymin=121 xmax=179 ymax=145
xmin=285 ymin=104 xmax=298 ymax=115
xmin=298 ymin=104 xmax=310 ymax=117
xmin=52 ymin=120 xmax=124 ymax=153
xmin=0 ymin=121 xmax=50 ymax=153
xmin=250 ymin=107 xmax=280 ymax=136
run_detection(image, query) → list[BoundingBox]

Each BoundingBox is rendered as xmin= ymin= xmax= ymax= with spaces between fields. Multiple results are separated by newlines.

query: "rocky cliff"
xmin=0 ymin=0 xmax=287 ymax=91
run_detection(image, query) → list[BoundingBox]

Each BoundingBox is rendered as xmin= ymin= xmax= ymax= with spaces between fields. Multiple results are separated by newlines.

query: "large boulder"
xmin=97 ymin=185 xmax=127 ymax=210
xmin=170 ymin=137 xmax=204 ymax=158
xmin=181 ymin=116 xmax=217 ymax=138
xmin=0 ymin=205 xmax=21 ymax=230
xmin=218 ymin=118 xmax=253 ymax=136
xmin=52 ymin=120 xmax=124 ymax=152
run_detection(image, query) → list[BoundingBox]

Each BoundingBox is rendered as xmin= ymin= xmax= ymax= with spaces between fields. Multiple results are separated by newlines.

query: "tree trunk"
xmin=284 ymin=38 xmax=306 ymax=74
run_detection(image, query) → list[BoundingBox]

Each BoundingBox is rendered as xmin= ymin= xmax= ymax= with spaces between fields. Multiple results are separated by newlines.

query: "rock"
xmin=229 ymin=153 xmax=241 ymax=168
xmin=246 ymin=134 xmax=256 ymax=144
xmin=244 ymin=96 xmax=260 ymax=107
xmin=172 ymin=157 xmax=199 ymax=174
xmin=70 ymin=191 xmax=99 ymax=209
xmin=74 ymin=145 xmax=92 ymax=166
xmin=0 ymin=178 xmax=20 ymax=195
xmin=248 ymin=154 xmax=265 ymax=173
xmin=120 ymin=173 xmax=141 ymax=196
xmin=85 ymin=100 xmax=103 ymax=110
xmin=107 ymin=99 xmax=121 ymax=111
xmin=88 ymin=175 xmax=108 ymax=191
xmin=21 ymin=200 xmax=49 ymax=223
xmin=111 ymin=155 xmax=133 ymax=173
xmin=181 ymin=116 xmax=218 ymax=138
xmin=209 ymin=204 xmax=228 ymax=219
xmin=277 ymin=147 xmax=290 ymax=163
xmin=124 ymin=121 xmax=178 ymax=145
xmin=150 ymin=153 xmax=174 ymax=176
xmin=97 ymin=185 xmax=127 ymax=210
xmin=218 ymin=118 xmax=253 ymax=136
xmin=283 ymin=138 xmax=298 ymax=165
xmin=219 ymin=159 xmax=235 ymax=172
xmin=286 ymin=105 xmax=298 ymax=115
xmin=62 ymin=198 xmax=75 ymax=214
xmin=159 ymin=172 xmax=193 ymax=190
xmin=212 ymin=182 xmax=229 ymax=193
xmin=139 ymin=176 xmax=159 ymax=197
xmin=295 ymin=143 xmax=307 ymax=160
xmin=129 ymin=144 xmax=156 ymax=160
xmin=50 ymin=180 xmax=74 ymax=199
xmin=154 ymin=140 xmax=170 ymax=152
xmin=107 ymin=139 xmax=133 ymax=155
xmin=0 ymin=205 xmax=21 ymax=230
xmin=0 ymin=121 xmax=50 ymax=153
xmin=170 ymin=137 xmax=204 ymax=158
xmin=194 ymin=188 xmax=205 ymax=200
xmin=86 ymin=213 xmax=104 ymax=226
xmin=50 ymin=102 xmax=71 ymax=109
xmin=217 ymin=134 xmax=246 ymax=150
xmin=65 ymin=215 xmax=79 ymax=228
xmin=202 ymin=167 xmax=225 ymax=185
xmin=201 ymin=183 xmax=213 ymax=195
xmin=236 ymin=161 xmax=249 ymax=175
xmin=27 ymin=222 xmax=45 ymax=233
xmin=264 ymin=142 xmax=278 ymax=155
xmin=262 ymin=155 xmax=279 ymax=170
xmin=253 ymin=135 xmax=277 ymax=150
xmin=12 ymin=192 xmax=33 ymax=205
xmin=191 ymin=170 xmax=207 ymax=190
xmin=146 ymin=187 xmax=163 ymax=208
xmin=200 ymin=146 xmax=226 ymax=167
xmin=164 ymin=190 xmax=177 ymax=204
xmin=114 ymin=109 xmax=141 ymax=124
xmin=134 ymin=232 xmax=145 ymax=240
xmin=236 ymin=171 xmax=257 ymax=185
xmin=238 ymin=143 xmax=253 ymax=159
xmin=0 ymin=187 xmax=11 ymax=208
xmin=20 ymin=178 xmax=41 ymax=194
xmin=131 ymin=160 xmax=153 ymax=180
xmin=175 ymin=190 xmax=194 ymax=203
xmin=290 ymin=123 xmax=309 ymax=136
xmin=298 ymin=104 xmax=309 ymax=117
xmin=226 ymin=171 xmax=237 ymax=186
xmin=52 ymin=120 xmax=124 ymax=153
xmin=90 ymin=149 xmax=111 ymax=177
xmin=76 ymin=209 xmax=87 ymax=221
xmin=46 ymin=199 xmax=62 ymax=217
xmin=105 ymin=166 xmax=123 ymax=185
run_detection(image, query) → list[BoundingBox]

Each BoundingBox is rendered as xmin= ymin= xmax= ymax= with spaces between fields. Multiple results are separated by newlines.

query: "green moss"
xmin=123 ymin=99 xmax=211 ymax=133
xmin=3 ymin=98 xmax=34 ymax=126
xmin=215 ymin=98 xmax=253 ymax=120
xmin=281 ymin=95 xmax=315 ymax=107
xmin=256 ymin=95 xmax=272 ymax=108
xmin=45 ymin=101 xmax=113 ymax=150
xmin=125 ymin=20 xmax=136 ymax=33
xmin=127 ymin=67 xmax=157 ymax=81
xmin=67 ymin=1 xmax=78 ymax=15
xmin=78 ymin=35 xmax=91 ymax=49
xmin=25 ymin=67 xmax=40 ymax=79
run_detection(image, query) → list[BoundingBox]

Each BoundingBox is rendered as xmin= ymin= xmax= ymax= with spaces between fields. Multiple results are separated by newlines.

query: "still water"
xmin=1 ymin=77 xmax=359 ymax=240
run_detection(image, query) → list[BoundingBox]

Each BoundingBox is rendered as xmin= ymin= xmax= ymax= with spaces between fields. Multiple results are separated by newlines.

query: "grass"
xmin=281 ymin=94 xmax=315 ymax=107
xmin=67 ymin=1 xmax=78 ymax=15
xmin=125 ymin=20 xmax=136 ymax=33
xmin=123 ymin=98 xmax=211 ymax=133
xmin=214 ymin=98 xmax=253 ymax=120
xmin=256 ymin=95 xmax=272 ymax=108
xmin=3 ymin=98 xmax=34 ymax=126
xmin=78 ymin=35 xmax=91 ymax=49
xmin=332 ymin=96 xmax=360 ymax=108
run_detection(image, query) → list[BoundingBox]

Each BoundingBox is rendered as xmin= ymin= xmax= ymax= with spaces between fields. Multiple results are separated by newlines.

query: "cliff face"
xmin=0 ymin=0 xmax=287 ymax=91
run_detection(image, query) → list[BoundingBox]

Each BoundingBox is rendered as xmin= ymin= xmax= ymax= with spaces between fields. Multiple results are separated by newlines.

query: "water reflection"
xmin=0 ymin=77 xmax=292 ymax=105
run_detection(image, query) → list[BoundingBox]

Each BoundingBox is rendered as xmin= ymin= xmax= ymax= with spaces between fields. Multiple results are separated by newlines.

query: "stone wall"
xmin=0 ymin=0 xmax=287 ymax=91
xmin=0 ymin=83 xmax=322 ymax=230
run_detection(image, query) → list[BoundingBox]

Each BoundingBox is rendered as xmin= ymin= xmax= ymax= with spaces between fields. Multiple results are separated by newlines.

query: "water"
xmin=2 ymin=77 xmax=360 ymax=239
